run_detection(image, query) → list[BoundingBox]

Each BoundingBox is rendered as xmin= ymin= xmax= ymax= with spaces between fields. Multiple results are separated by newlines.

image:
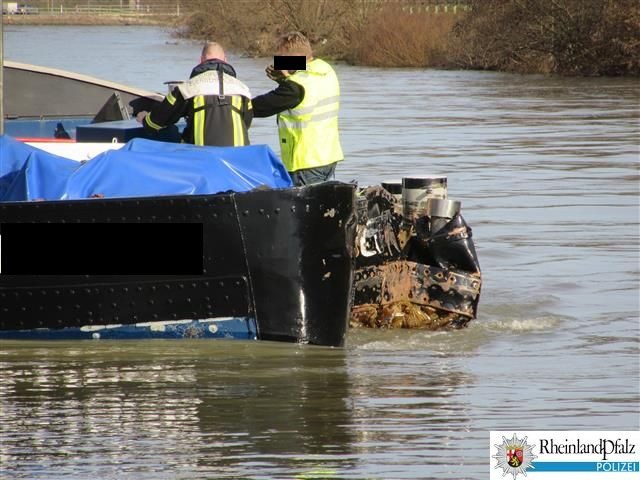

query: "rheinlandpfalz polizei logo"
xmin=493 ymin=433 xmax=538 ymax=479
xmin=490 ymin=431 xmax=640 ymax=479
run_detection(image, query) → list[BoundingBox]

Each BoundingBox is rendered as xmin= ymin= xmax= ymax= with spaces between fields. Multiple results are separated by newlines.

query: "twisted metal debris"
xmin=350 ymin=186 xmax=482 ymax=330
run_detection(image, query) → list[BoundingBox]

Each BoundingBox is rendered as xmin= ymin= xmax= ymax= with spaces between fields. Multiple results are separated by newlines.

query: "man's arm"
xmin=138 ymin=86 xmax=188 ymax=132
xmin=252 ymin=81 xmax=305 ymax=118
xmin=243 ymin=97 xmax=254 ymax=129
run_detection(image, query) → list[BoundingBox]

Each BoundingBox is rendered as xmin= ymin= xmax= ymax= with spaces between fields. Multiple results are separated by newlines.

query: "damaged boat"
xmin=0 ymin=134 xmax=481 ymax=345
xmin=0 ymin=62 xmax=481 ymax=345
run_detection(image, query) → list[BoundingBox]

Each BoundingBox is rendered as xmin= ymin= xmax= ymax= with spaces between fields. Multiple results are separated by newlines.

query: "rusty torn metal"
xmin=350 ymin=185 xmax=482 ymax=330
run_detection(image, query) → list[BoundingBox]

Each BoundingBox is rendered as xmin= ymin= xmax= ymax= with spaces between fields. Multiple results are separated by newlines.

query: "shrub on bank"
xmin=449 ymin=0 xmax=640 ymax=76
xmin=174 ymin=0 xmax=354 ymax=58
xmin=171 ymin=0 xmax=640 ymax=76
xmin=348 ymin=6 xmax=456 ymax=68
xmin=176 ymin=0 xmax=459 ymax=66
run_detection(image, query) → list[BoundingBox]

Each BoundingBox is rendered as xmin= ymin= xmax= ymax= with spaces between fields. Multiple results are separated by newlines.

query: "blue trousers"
xmin=288 ymin=162 xmax=337 ymax=187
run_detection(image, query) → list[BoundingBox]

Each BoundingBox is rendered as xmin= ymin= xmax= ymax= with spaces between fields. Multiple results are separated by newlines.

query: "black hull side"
xmin=0 ymin=183 xmax=356 ymax=346
xmin=236 ymin=183 xmax=356 ymax=346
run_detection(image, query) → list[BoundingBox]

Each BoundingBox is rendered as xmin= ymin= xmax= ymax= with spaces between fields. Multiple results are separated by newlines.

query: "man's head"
xmin=201 ymin=41 xmax=226 ymax=63
xmin=275 ymin=31 xmax=313 ymax=59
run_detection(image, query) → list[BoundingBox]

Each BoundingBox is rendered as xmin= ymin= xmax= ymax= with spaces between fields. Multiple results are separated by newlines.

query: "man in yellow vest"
xmin=252 ymin=32 xmax=343 ymax=186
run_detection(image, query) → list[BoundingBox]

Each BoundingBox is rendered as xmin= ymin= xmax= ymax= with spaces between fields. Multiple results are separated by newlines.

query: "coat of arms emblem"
xmin=493 ymin=434 xmax=537 ymax=479
xmin=507 ymin=447 xmax=524 ymax=467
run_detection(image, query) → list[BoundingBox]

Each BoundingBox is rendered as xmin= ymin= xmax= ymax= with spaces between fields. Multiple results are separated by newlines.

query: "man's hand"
xmin=266 ymin=65 xmax=290 ymax=82
xmin=136 ymin=110 xmax=149 ymax=124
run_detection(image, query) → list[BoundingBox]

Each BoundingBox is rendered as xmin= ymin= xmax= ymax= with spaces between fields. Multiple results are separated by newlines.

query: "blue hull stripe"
xmin=0 ymin=317 xmax=258 ymax=340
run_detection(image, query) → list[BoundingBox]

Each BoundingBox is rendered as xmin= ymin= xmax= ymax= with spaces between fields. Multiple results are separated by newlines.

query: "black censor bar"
xmin=273 ymin=55 xmax=306 ymax=71
xmin=0 ymin=223 xmax=204 ymax=275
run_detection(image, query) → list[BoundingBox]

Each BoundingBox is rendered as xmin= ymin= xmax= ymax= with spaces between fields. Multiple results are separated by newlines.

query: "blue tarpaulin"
xmin=0 ymin=135 xmax=292 ymax=202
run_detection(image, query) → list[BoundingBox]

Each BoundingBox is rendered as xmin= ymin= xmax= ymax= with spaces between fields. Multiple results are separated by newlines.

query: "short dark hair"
xmin=275 ymin=31 xmax=312 ymax=57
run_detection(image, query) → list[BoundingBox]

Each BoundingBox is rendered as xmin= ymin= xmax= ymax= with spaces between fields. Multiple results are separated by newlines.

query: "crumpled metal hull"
xmin=350 ymin=186 xmax=482 ymax=330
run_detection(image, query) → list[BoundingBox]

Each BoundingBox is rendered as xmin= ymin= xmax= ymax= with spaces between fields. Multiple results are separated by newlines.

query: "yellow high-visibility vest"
xmin=277 ymin=58 xmax=343 ymax=172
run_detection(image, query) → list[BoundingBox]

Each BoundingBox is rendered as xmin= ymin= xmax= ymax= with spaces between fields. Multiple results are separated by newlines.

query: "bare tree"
xmin=451 ymin=0 xmax=640 ymax=75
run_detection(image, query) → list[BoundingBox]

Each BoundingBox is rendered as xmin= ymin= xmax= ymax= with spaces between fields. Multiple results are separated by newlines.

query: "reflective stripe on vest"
xmin=278 ymin=108 xmax=339 ymax=130
xmin=231 ymin=96 xmax=244 ymax=146
xmin=289 ymin=94 xmax=339 ymax=116
xmin=277 ymin=58 xmax=343 ymax=172
xmin=193 ymin=95 xmax=205 ymax=146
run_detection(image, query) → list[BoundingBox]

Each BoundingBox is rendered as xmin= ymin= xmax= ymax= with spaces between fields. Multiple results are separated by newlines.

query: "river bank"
xmin=175 ymin=0 xmax=639 ymax=76
xmin=2 ymin=14 xmax=173 ymax=26
xmin=4 ymin=0 xmax=639 ymax=76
